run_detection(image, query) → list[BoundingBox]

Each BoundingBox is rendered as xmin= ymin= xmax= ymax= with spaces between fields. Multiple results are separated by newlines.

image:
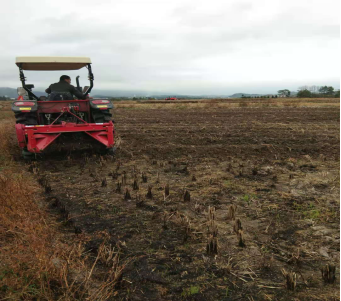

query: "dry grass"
xmin=0 ymin=117 xmax=65 ymax=299
xmin=0 ymin=169 xmax=59 ymax=300
xmin=0 ymin=117 xmax=16 ymax=164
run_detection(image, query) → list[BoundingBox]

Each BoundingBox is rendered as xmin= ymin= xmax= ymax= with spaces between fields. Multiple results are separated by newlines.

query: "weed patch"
xmin=181 ymin=286 xmax=200 ymax=298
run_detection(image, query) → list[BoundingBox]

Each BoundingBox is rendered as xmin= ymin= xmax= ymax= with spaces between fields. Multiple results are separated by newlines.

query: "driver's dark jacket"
xmin=45 ymin=81 xmax=85 ymax=99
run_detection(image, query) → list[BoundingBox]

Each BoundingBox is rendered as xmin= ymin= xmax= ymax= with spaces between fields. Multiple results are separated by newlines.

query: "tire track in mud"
xmin=29 ymin=106 xmax=339 ymax=300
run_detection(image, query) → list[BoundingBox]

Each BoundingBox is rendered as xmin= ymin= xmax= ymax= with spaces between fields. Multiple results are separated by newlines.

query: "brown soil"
xmin=30 ymin=103 xmax=340 ymax=300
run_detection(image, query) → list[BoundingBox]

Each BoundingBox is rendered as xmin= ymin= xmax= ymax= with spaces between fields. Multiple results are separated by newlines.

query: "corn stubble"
xmin=183 ymin=190 xmax=191 ymax=202
xmin=282 ymin=269 xmax=297 ymax=290
xmin=124 ymin=188 xmax=131 ymax=201
xmin=142 ymin=172 xmax=148 ymax=183
xmin=101 ymin=177 xmax=107 ymax=187
xmin=233 ymin=218 xmax=243 ymax=233
xmin=237 ymin=230 xmax=246 ymax=247
xmin=133 ymin=178 xmax=139 ymax=190
xmin=146 ymin=185 xmax=153 ymax=199
xmin=115 ymin=181 xmax=122 ymax=193
xmin=206 ymin=206 xmax=218 ymax=255
xmin=164 ymin=183 xmax=170 ymax=196
xmin=321 ymin=264 xmax=336 ymax=284
xmin=227 ymin=204 xmax=237 ymax=221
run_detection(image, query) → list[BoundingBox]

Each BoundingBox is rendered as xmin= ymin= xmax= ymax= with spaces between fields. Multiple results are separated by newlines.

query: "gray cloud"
xmin=0 ymin=0 xmax=339 ymax=95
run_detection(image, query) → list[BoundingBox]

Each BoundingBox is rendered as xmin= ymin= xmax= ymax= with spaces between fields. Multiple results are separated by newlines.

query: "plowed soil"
xmin=34 ymin=103 xmax=340 ymax=300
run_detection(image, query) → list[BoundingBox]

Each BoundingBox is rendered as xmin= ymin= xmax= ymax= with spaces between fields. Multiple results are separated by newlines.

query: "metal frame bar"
xmin=50 ymin=106 xmax=88 ymax=125
xmin=84 ymin=64 xmax=94 ymax=95
xmin=19 ymin=64 xmax=39 ymax=100
xmin=76 ymin=75 xmax=81 ymax=92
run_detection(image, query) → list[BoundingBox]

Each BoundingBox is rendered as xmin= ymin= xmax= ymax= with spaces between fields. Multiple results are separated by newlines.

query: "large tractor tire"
xmin=15 ymin=112 xmax=38 ymax=125
xmin=106 ymin=146 xmax=117 ymax=155
xmin=22 ymin=147 xmax=35 ymax=161
xmin=91 ymin=109 xmax=112 ymax=123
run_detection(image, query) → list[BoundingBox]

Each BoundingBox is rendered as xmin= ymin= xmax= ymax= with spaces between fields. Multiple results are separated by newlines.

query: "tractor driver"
xmin=45 ymin=75 xmax=87 ymax=100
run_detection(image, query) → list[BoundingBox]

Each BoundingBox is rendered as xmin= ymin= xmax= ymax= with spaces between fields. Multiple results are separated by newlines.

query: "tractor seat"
xmin=48 ymin=92 xmax=74 ymax=101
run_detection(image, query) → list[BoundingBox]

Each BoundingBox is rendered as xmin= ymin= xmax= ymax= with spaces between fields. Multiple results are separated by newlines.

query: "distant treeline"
xmin=296 ymin=86 xmax=339 ymax=98
xmin=0 ymin=96 xmax=10 ymax=100
xmin=110 ymin=96 xmax=197 ymax=101
xmin=241 ymin=95 xmax=279 ymax=98
xmin=278 ymin=86 xmax=340 ymax=98
xmin=241 ymin=86 xmax=340 ymax=99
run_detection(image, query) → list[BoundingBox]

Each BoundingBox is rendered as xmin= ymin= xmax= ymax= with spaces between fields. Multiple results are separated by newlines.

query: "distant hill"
xmin=1 ymin=87 xmax=297 ymax=99
xmin=91 ymin=90 xmax=223 ymax=99
xmin=0 ymin=87 xmax=226 ymax=99
xmin=0 ymin=87 xmax=160 ymax=99
xmin=92 ymin=89 xmax=150 ymax=98
xmin=229 ymin=92 xmax=298 ymax=98
xmin=0 ymin=87 xmax=20 ymax=98
xmin=0 ymin=87 xmax=46 ymax=98
xmin=229 ymin=93 xmax=263 ymax=98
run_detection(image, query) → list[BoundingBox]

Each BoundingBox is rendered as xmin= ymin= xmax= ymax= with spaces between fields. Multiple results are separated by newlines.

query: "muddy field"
xmin=29 ymin=102 xmax=339 ymax=300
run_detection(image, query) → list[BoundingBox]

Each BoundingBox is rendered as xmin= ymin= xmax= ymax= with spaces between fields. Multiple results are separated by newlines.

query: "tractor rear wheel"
xmin=22 ymin=147 xmax=35 ymax=161
xmin=91 ymin=109 xmax=112 ymax=123
xmin=106 ymin=146 xmax=117 ymax=155
xmin=15 ymin=112 xmax=38 ymax=125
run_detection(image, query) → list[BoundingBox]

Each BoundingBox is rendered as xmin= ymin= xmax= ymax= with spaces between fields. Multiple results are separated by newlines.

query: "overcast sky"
xmin=0 ymin=0 xmax=339 ymax=95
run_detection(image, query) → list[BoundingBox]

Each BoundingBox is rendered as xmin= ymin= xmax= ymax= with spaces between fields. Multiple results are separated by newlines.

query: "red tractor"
xmin=165 ymin=97 xmax=178 ymax=100
xmin=12 ymin=57 xmax=115 ymax=159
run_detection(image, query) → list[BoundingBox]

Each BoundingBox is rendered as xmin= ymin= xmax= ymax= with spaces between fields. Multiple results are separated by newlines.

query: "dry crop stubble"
xmin=0 ymin=98 xmax=339 ymax=300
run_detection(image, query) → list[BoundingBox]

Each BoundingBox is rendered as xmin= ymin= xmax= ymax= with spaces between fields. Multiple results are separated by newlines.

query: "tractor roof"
xmin=16 ymin=56 xmax=91 ymax=71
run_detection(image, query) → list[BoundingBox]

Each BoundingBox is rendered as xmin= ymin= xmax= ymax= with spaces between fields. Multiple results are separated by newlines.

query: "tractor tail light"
xmin=14 ymin=102 xmax=35 ymax=106
xmin=92 ymin=100 xmax=110 ymax=104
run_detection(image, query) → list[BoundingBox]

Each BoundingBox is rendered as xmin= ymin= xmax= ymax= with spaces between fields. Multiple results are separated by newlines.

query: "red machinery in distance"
xmin=165 ymin=97 xmax=178 ymax=100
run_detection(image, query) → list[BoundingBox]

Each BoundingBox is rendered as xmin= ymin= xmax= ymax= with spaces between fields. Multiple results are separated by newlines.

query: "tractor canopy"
xmin=16 ymin=56 xmax=91 ymax=71
xmin=16 ymin=56 xmax=94 ymax=100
